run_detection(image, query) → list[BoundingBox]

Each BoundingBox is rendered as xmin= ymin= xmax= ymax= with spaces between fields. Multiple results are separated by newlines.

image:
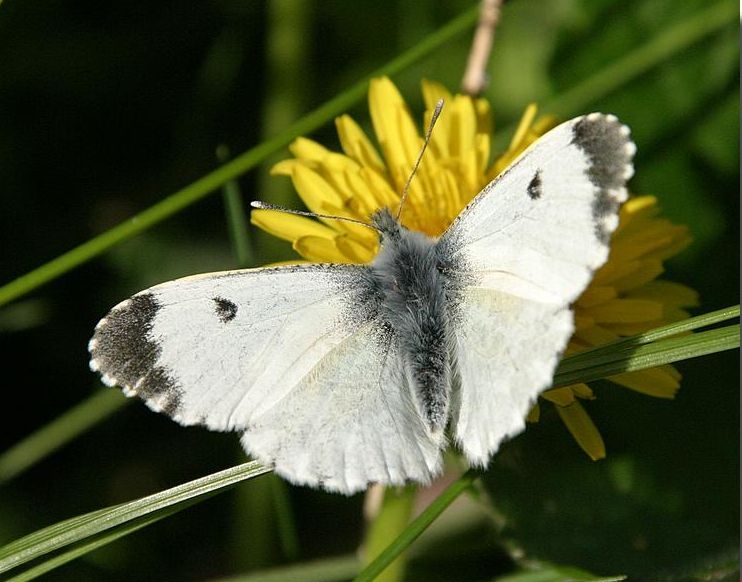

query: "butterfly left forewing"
xmin=439 ymin=113 xmax=635 ymax=465
xmin=90 ymin=265 xmax=367 ymax=430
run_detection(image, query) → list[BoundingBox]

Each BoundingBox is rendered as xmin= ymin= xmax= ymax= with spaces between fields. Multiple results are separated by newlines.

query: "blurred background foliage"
xmin=0 ymin=0 xmax=738 ymax=581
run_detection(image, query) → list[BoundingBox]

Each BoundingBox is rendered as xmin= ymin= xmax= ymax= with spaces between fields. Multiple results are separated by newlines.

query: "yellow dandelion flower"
xmin=252 ymin=76 xmax=698 ymax=461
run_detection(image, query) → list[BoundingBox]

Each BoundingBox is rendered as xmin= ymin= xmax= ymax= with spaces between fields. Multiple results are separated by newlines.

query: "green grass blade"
xmin=4 ymin=514 xmax=167 ymax=582
xmin=352 ymin=470 xmax=478 ymax=582
xmin=270 ymin=476 xmax=300 ymax=561
xmin=558 ymin=305 xmax=740 ymax=374
xmin=361 ymin=486 xmax=416 ymax=582
xmin=0 ymin=461 xmax=271 ymax=576
xmin=630 ymin=304 xmax=739 ymax=343
xmin=555 ymin=324 xmax=739 ymax=387
xmin=495 ymin=565 xmax=625 ymax=582
xmin=0 ymin=389 xmax=127 ymax=485
xmin=0 ymin=5 xmax=479 ymax=309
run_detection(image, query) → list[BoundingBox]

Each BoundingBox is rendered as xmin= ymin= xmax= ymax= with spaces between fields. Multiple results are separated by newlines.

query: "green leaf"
xmin=217 ymin=144 xmax=254 ymax=268
xmin=197 ymin=554 xmax=361 ymax=582
xmin=360 ymin=485 xmax=416 ymax=582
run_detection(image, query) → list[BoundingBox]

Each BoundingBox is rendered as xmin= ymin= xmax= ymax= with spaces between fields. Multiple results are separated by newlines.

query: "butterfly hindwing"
xmin=242 ymin=321 xmax=443 ymax=492
xmin=439 ymin=113 xmax=635 ymax=463
xmin=89 ymin=264 xmax=442 ymax=493
xmin=449 ymin=286 xmax=574 ymax=464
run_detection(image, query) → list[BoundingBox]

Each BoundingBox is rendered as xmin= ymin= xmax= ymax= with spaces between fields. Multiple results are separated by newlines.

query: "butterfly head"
xmin=371 ymin=207 xmax=405 ymax=245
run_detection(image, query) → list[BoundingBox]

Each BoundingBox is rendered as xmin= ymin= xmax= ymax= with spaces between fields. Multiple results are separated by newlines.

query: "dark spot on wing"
xmin=89 ymin=292 xmax=182 ymax=416
xmin=571 ymin=114 xmax=634 ymax=244
xmin=527 ymin=170 xmax=542 ymax=200
xmin=213 ymin=296 xmax=238 ymax=323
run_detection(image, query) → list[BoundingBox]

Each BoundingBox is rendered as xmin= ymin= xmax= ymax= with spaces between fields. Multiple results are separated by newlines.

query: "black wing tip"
xmin=571 ymin=113 xmax=636 ymax=186
xmin=571 ymin=113 xmax=635 ymax=244
xmin=89 ymin=292 xmax=183 ymax=417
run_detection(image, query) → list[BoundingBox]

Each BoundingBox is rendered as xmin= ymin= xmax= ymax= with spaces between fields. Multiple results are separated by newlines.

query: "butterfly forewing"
xmin=439 ymin=113 xmax=635 ymax=464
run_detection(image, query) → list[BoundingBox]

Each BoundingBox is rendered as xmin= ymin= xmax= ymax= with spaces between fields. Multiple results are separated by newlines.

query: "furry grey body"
xmin=368 ymin=208 xmax=457 ymax=433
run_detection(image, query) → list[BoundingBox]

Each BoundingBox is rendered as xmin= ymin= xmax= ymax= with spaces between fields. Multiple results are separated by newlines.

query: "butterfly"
xmin=89 ymin=112 xmax=635 ymax=494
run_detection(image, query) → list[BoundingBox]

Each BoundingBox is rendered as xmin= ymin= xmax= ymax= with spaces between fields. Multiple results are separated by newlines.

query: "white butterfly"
xmin=89 ymin=113 xmax=635 ymax=494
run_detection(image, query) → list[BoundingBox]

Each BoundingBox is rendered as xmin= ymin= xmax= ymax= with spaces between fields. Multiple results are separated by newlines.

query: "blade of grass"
xmin=4 ymin=510 xmax=174 ymax=582
xmin=0 ymin=461 xmax=271 ymax=576
xmin=557 ymin=305 xmax=740 ymax=374
xmin=495 ymin=565 xmax=626 ymax=582
xmin=554 ymin=324 xmax=739 ymax=387
xmin=361 ymin=486 xmax=416 ymax=582
xmin=208 ymin=554 xmax=361 ymax=582
xmin=0 ymin=5 xmax=479 ymax=309
xmin=270 ymin=475 xmax=300 ymax=561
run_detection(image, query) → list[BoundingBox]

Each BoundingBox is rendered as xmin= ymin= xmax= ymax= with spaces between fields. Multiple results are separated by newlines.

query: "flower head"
xmin=253 ymin=77 xmax=556 ymax=262
xmin=252 ymin=76 xmax=698 ymax=460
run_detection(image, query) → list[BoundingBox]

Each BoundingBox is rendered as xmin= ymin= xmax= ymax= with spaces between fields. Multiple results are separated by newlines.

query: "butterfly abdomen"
xmin=371 ymin=210 xmax=452 ymax=433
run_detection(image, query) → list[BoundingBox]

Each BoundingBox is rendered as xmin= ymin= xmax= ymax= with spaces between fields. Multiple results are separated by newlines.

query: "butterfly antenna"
xmin=396 ymin=98 xmax=445 ymax=221
xmin=250 ymin=201 xmax=379 ymax=231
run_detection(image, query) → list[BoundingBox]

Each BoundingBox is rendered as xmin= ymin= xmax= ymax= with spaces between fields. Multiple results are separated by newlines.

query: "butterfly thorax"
xmin=369 ymin=208 xmax=451 ymax=434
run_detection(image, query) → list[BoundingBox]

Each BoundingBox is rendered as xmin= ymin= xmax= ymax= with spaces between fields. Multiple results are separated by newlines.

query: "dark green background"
xmin=0 ymin=1 xmax=738 ymax=580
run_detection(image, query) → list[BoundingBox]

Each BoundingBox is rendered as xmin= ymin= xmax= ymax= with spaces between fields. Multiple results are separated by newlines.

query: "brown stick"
xmin=460 ymin=0 xmax=503 ymax=96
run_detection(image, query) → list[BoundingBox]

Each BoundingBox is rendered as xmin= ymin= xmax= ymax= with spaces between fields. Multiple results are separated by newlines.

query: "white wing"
xmin=242 ymin=322 xmax=443 ymax=493
xmin=439 ymin=113 xmax=635 ymax=464
xmin=89 ymin=265 xmax=442 ymax=494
